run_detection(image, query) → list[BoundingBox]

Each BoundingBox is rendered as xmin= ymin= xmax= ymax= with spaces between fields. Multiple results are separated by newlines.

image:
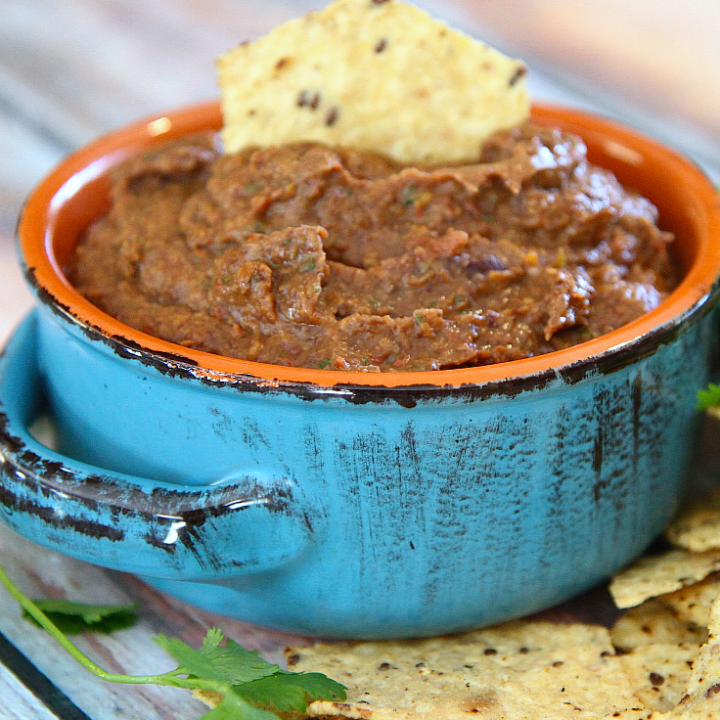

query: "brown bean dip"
xmin=69 ymin=125 xmax=677 ymax=372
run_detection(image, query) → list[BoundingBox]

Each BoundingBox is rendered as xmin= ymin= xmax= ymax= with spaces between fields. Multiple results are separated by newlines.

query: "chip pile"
xmin=602 ymin=486 xmax=720 ymax=718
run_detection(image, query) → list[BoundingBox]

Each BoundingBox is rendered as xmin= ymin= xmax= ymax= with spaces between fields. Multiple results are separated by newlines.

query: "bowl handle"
xmin=0 ymin=311 xmax=314 ymax=580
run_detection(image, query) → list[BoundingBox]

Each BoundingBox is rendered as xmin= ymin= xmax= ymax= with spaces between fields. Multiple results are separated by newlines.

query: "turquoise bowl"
xmin=1 ymin=102 xmax=719 ymax=638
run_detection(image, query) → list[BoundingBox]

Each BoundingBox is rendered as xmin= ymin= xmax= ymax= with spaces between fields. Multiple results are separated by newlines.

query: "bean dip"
xmin=69 ymin=125 xmax=677 ymax=372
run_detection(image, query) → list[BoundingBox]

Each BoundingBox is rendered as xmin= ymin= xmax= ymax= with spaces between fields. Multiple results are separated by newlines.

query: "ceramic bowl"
xmin=1 ymin=102 xmax=719 ymax=639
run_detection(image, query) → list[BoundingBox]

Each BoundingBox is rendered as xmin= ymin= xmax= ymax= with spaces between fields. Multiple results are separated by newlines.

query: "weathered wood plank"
xmin=0 ymin=629 xmax=93 ymax=720
xmin=0 ymin=663 xmax=61 ymax=720
xmin=0 ymin=524 xmax=308 ymax=719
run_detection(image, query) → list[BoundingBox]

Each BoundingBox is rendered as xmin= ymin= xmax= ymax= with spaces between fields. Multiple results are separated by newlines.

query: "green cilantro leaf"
xmin=697 ymin=382 xmax=720 ymax=411
xmin=402 ymin=185 xmax=417 ymax=207
xmin=155 ymin=629 xmax=280 ymax=685
xmin=200 ymin=690 xmax=281 ymax=720
xmin=24 ymin=600 xmax=138 ymax=635
xmin=237 ymin=671 xmax=346 ymax=712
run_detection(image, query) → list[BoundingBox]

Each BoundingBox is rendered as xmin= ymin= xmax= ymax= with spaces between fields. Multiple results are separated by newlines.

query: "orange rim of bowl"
xmin=18 ymin=100 xmax=720 ymax=390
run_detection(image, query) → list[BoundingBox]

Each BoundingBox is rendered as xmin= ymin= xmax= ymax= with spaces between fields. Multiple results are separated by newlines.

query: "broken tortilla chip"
xmin=609 ymin=550 xmax=720 ymax=609
xmin=618 ymin=642 xmax=698 ymax=712
xmin=653 ymin=593 xmax=720 ymax=718
xmin=286 ymin=621 xmax=648 ymax=720
xmin=218 ymin=0 xmax=529 ymax=166
xmin=610 ymin=599 xmax=708 ymax=652
xmin=661 ymin=573 xmax=720 ymax=628
xmin=667 ymin=488 xmax=720 ymax=553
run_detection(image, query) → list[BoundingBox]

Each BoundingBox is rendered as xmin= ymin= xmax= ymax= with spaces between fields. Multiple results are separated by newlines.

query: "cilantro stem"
xmin=0 ymin=563 xmax=224 ymax=692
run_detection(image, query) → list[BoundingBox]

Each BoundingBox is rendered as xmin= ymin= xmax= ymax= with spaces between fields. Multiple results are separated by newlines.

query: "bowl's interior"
xmin=19 ymin=101 xmax=720 ymax=388
xmin=47 ymin=105 xmax=224 ymax=270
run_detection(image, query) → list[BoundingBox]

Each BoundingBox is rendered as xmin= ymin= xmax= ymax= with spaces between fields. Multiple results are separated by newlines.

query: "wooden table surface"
xmin=1 ymin=1 xmax=719 ymax=718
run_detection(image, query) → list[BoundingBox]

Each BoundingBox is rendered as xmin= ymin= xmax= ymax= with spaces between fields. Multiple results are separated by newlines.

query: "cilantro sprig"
xmin=698 ymin=383 xmax=720 ymax=412
xmin=0 ymin=563 xmax=346 ymax=720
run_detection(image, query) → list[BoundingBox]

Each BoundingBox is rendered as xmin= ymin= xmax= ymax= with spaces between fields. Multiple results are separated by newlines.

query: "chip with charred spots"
xmin=667 ymin=488 xmax=720 ymax=553
xmin=654 ymin=591 xmax=720 ymax=719
xmin=218 ymin=0 xmax=529 ymax=166
xmin=284 ymin=622 xmax=650 ymax=720
xmin=618 ymin=643 xmax=698 ymax=712
xmin=190 ymin=593 xmax=720 ymax=720
xmin=609 ymin=550 xmax=720 ymax=609
xmin=607 ymin=540 xmax=720 ymax=718
xmin=610 ymin=599 xmax=708 ymax=652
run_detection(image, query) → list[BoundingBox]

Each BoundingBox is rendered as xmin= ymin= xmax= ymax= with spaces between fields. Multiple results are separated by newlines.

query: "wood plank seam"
xmin=0 ymin=630 xmax=92 ymax=720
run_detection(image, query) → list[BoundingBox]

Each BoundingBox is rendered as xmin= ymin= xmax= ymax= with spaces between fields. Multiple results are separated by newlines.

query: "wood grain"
xmin=0 ymin=524 xmax=314 ymax=719
xmin=0 ymin=664 xmax=61 ymax=720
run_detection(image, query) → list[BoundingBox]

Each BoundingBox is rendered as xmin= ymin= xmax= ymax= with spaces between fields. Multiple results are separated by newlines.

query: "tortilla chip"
xmin=681 ymin=591 xmax=720 ymax=691
xmin=618 ymin=643 xmax=698 ymax=712
xmin=667 ymin=489 xmax=720 ymax=552
xmin=611 ymin=599 xmax=708 ymax=652
xmin=479 ymin=659 xmax=649 ymax=720
xmin=287 ymin=621 xmax=648 ymax=720
xmin=661 ymin=573 xmax=720 ymax=628
xmin=655 ymin=594 xmax=720 ymax=718
xmin=218 ymin=0 xmax=529 ymax=166
xmin=658 ymin=689 xmax=720 ymax=719
xmin=609 ymin=550 xmax=720 ymax=609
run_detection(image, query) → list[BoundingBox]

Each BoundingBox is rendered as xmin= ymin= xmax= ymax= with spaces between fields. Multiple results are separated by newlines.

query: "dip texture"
xmin=68 ymin=125 xmax=677 ymax=372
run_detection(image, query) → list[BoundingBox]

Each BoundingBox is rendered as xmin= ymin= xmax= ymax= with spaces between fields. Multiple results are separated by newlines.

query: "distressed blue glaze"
xmin=0 ymin=299 xmax=715 ymax=639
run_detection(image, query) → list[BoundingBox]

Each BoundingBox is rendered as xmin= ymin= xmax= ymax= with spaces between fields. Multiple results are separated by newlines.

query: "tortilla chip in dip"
xmin=218 ymin=0 xmax=529 ymax=165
